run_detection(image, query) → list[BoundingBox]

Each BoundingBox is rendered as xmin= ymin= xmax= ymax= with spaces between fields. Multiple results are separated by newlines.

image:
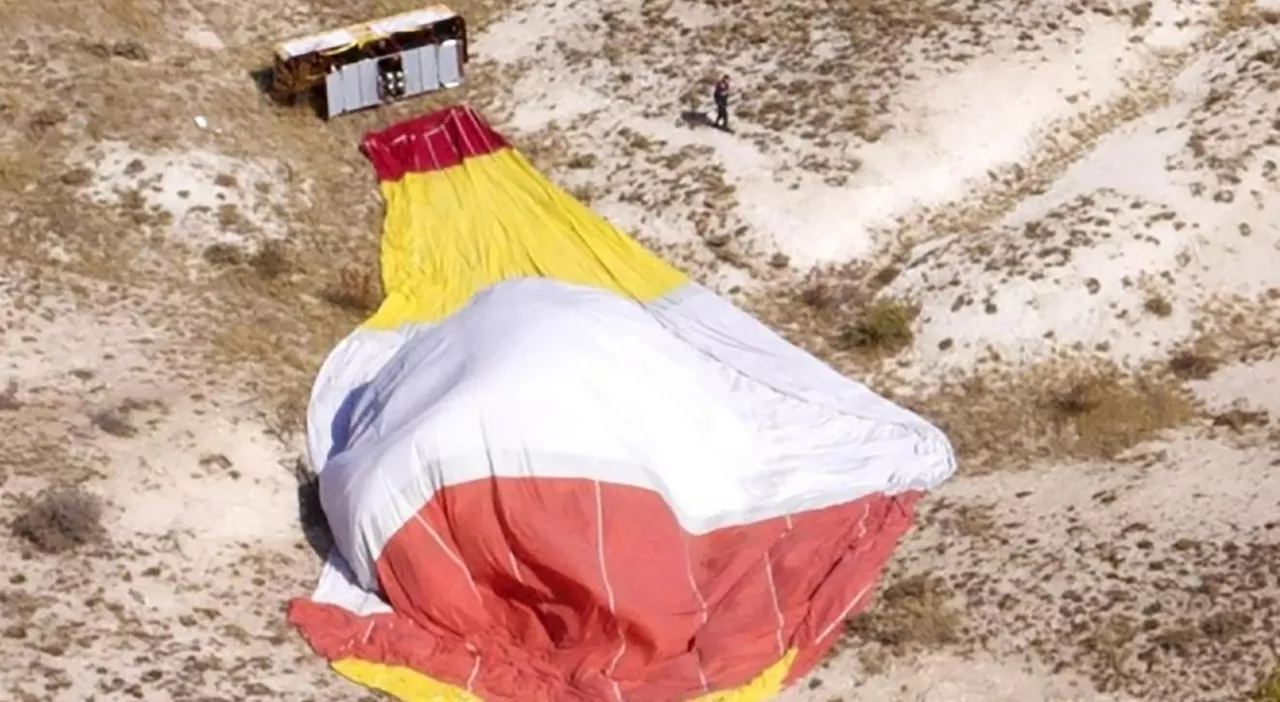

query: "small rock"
xmin=199 ymin=453 xmax=233 ymax=469
xmin=82 ymin=41 xmax=110 ymax=58
xmin=60 ymin=168 xmax=92 ymax=186
xmin=768 ymin=253 xmax=790 ymax=268
xmin=110 ymin=39 xmax=149 ymax=62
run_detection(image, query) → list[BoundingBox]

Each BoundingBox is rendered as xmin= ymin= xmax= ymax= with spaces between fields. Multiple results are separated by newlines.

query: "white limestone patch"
xmin=68 ymin=140 xmax=292 ymax=247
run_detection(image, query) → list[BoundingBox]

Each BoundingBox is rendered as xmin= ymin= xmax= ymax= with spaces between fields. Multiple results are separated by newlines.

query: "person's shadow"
xmin=680 ymin=109 xmax=713 ymax=127
xmin=680 ymin=110 xmax=732 ymax=133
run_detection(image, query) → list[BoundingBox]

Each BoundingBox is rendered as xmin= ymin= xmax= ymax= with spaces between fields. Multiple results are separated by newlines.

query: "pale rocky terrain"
xmin=1 ymin=0 xmax=1279 ymax=701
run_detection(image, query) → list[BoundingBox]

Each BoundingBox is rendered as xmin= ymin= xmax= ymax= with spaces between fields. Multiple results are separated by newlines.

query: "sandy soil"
xmin=1 ymin=0 xmax=1279 ymax=700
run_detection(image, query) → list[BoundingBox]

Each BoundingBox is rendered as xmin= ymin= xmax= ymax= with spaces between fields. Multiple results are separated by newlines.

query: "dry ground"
xmin=2 ymin=0 xmax=1280 ymax=700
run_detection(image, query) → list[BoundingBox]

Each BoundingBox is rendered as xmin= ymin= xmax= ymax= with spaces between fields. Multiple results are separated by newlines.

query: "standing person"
xmin=712 ymin=75 xmax=731 ymax=131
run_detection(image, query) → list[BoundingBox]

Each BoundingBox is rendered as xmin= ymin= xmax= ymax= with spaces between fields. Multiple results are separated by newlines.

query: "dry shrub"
xmin=1220 ymin=0 xmax=1265 ymax=32
xmin=89 ymin=398 xmax=158 ymax=438
xmin=203 ymin=241 xmax=291 ymax=279
xmin=203 ymin=242 xmax=243 ymax=267
xmin=1211 ymin=406 xmax=1270 ymax=433
xmin=798 ymin=280 xmax=845 ymax=311
xmin=1144 ymin=293 xmax=1173 ymax=317
xmin=869 ymin=264 xmax=902 ymax=290
xmin=323 ymin=266 xmax=383 ymax=313
xmin=0 ymin=379 xmax=20 ymax=411
xmin=12 ymin=488 xmax=106 ymax=554
xmin=795 ymin=265 xmax=865 ymax=313
xmin=909 ymin=359 xmax=1198 ymax=470
xmin=845 ymin=573 xmax=961 ymax=654
xmin=1168 ymin=348 xmax=1219 ymax=379
xmin=91 ymin=407 xmax=137 ymax=437
xmin=1130 ymin=0 xmax=1153 ymax=26
xmin=929 ymin=501 xmax=997 ymax=539
xmin=565 ymin=153 xmax=598 ymax=169
xmin=249 ymin=240 xmax=291 ymax=279
xmin=835 ymin=298 xmax=919 ymax=354
xmin=1255 ymin=662 xmax=1280 ymax=702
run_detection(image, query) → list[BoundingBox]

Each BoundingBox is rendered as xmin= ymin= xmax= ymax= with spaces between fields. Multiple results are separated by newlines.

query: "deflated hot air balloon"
xmin=288 ymin=105 xmax=956 ymax=702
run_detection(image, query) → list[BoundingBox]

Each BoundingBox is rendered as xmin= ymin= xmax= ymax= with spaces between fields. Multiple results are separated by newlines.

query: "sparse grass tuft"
xmin=835 ymin=298 xmax=918 ymax=354
xmin=1040 ymin=366 xmax=1198 ymax=458
xmin=845 ymin=573 xmax=962 ymax=654
xmin=0 ymin=152 xmax=43 ymax=194
xmin=909 ymin=360 xmax=1198 ymax=469
xmin=930 ymin=500 xmax=998 ymax=539
xmin=11 ymin=487 xmax=106 ymax=554
xmin=1048 ymin=378 xmax=1101 ymax=417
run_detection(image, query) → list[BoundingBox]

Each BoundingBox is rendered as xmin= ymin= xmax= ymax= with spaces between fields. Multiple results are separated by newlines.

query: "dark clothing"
xmin=712 ymin=81 xmax=730 ymax=129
